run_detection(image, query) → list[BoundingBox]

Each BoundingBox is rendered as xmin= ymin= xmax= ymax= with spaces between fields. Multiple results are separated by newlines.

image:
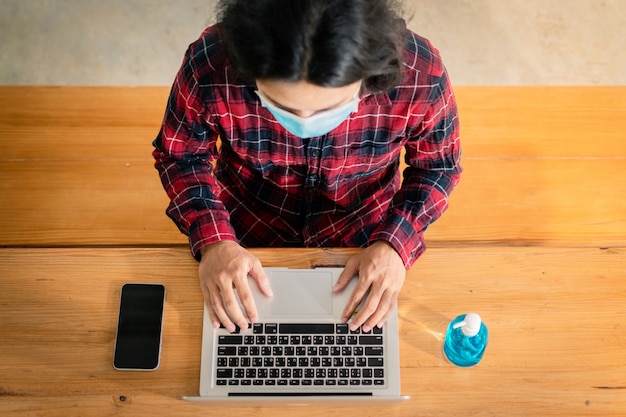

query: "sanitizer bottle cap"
xmin=453 ymin=312 xmax=482 ymax=337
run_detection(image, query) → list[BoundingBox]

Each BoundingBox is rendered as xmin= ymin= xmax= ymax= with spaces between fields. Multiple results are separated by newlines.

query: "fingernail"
xmin=362 ymin=325 xmax=371 ymax=333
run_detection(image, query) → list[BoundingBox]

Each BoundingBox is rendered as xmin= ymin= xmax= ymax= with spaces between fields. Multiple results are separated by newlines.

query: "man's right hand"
xmin=198 ymin=241 xmax=273 ymax=333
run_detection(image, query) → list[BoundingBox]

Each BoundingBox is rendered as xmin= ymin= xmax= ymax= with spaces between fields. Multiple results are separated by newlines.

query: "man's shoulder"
xmin=185 ymin=25 xmax=232 ymax=82
xmin=400 ymin=28 xmax=445 ymax=78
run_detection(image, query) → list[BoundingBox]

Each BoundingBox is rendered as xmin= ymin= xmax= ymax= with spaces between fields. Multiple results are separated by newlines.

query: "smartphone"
xmin=113 ymin=283 xmax=166 ymax=371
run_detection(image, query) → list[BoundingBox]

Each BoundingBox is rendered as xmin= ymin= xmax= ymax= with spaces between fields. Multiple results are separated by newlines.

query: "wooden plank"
xmin=427 ymin=158 xmax=626 ymax=246
xmin=0 ymin=86 xmax=168 ymax=128
xmin=454 ymin=86 xmax=626 ymax=158
xmin=2 ymin=86 xmax=625 ymax=160
xmin=1 ymin=86 xmax=624 ymax=247
xmin=1 ymin=246 xmax=625 ymax=416
xmin=2 ymin=158 xmax=624 ymax=247
xmin=0 ymin=160 xmax=185 ymax=246
xmin=0 ymin=86 xmax=168 ymax=160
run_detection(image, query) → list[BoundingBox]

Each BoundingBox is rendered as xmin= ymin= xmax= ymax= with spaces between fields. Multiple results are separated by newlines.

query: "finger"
xmin=219 ymin=285 xmax=250 ymax=332
xmin=376 ymin=304 xmax=395 ymax=329
xmin=234 ymin=281 xmax=259 ymax=324
xmin=209 ymin=290 xmax=237 ymax=333
xmin=342 ymin=280 xmax=373 ymax=325
xmin=361 ymin=290 xmax=395 ymax=332
xmin=203 ymin=292 xmax=221 ymax=329
xmin=248 ymin=260 xmax=273 ymax=297
xmin=199 ymin=280 xmax=222 ymax=329
xmin=348 ymin=288 xmax=381 ymax=331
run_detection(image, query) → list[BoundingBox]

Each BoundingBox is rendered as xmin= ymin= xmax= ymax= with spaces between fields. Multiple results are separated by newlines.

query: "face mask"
xmin=256 ymin=85 xmax=361 ymax=138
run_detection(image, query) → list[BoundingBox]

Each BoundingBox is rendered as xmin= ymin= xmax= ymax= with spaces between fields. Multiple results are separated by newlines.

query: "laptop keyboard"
xmin=215 ymin=323 xmax=385 ymax=388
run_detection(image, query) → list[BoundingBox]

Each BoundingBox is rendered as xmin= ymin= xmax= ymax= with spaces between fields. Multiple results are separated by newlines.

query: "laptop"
xmin=183 ymin=268 xmax=409 ymax=404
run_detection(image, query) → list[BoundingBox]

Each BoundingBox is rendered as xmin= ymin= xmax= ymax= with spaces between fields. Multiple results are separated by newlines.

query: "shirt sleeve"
xmin=152 ymin=46 xmax=237 ymax=259
xmin=369 ymin=67 xmax=462 ymax=268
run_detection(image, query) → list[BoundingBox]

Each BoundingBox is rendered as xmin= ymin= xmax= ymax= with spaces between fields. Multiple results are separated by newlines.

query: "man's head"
xmin=217 ymin=0 xmax=404 ymax=93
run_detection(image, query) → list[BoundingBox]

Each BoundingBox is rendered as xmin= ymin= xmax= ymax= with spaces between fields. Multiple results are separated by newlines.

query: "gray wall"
xmin=1 ymin=0 xmax=624 ymax=86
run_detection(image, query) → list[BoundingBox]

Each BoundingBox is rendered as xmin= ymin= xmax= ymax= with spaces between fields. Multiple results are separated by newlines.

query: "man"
xmin=153 ymin=0 xmax=461 ymax=333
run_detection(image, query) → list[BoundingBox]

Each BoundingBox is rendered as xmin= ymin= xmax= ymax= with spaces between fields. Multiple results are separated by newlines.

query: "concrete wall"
xmin=1 ymin=0 xmax=624 ymax=85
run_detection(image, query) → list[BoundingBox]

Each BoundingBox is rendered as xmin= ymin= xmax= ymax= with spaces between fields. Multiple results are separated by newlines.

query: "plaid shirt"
xmin=153 ymin=25 xmax=461 ymax=268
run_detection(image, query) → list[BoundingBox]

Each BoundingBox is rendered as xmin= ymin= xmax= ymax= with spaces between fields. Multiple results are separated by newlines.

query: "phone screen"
xmin=113 ymin=283 xmax=166 ymax=371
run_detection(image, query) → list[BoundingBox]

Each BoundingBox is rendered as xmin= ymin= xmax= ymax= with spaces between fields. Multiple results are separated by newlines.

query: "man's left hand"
xmin=333 ymin=240 xmax=406 ymax=332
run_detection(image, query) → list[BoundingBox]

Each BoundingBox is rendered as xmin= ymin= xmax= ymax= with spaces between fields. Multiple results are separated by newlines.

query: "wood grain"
xmin=1 ymin=86 xmax=625 ymax=247
xmin=1 ymin=247 xmax=625 ymax=416
xmin=2 ymin=86 xmax=626 ymax=416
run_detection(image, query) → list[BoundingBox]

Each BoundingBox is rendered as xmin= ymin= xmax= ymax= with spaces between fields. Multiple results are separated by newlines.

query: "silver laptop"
xmin=183 ymin=268 xmax=408 ymax=404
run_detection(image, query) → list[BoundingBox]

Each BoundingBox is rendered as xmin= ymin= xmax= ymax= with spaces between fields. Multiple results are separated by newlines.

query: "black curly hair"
xmin=216 ymin=0 xmax=405 ymax=93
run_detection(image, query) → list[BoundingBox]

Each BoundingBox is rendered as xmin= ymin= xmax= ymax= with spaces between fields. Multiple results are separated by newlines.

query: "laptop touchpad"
xmin=269 ymin=271 xmax=333 ymax=317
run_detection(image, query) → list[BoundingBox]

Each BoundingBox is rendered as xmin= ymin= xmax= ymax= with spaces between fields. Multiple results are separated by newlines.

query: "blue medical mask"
xmin=256 ymin=85 xmax=361 ymax=138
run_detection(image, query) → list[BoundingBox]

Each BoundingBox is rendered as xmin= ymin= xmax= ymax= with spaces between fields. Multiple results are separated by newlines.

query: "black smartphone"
xmin=113 ymin=283 xmax=166 ymax=371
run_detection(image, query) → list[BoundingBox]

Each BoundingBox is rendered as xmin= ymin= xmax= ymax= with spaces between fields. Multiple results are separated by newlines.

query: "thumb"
xmin=333 ymin=257 xmax=359 ymax=292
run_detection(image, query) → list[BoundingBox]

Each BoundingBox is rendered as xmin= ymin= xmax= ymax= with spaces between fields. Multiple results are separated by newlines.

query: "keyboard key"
xmin=336 ymin=323 xmax=349 ymax=334
xmin=359 ymin=336 xmax=383 ymax=345
xmin=279 ymin=323 xmax=335 ymax=334
xmin=218 ymin=346 xmax=236 ymax=356
xmin=218 ymin=335 xmax=243 ymax=345
xmin=368 ymin=358 xmax=384 ymax=367
xmin=366 ymin=347 xmax=384 ymax=356
xmin=265 ymin=323 xmax=278 ymax=334
xmin=217 ymin=369 xmax=233 ymax=378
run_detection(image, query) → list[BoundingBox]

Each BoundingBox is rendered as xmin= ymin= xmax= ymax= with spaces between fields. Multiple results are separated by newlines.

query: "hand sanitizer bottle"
xmin=443 ymin=312 xmax=488 ymax=367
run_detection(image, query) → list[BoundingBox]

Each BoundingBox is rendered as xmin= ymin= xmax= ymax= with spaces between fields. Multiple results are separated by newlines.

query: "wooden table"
xmin=1 ymin=247 xmax=625 ymax=416
xmin=1 ymin=86 xmax=625 ymax=416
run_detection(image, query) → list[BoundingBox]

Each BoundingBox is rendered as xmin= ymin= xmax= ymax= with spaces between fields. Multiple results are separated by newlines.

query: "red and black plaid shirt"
xmin=153 ymin=25 xmax=462 ymax=268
